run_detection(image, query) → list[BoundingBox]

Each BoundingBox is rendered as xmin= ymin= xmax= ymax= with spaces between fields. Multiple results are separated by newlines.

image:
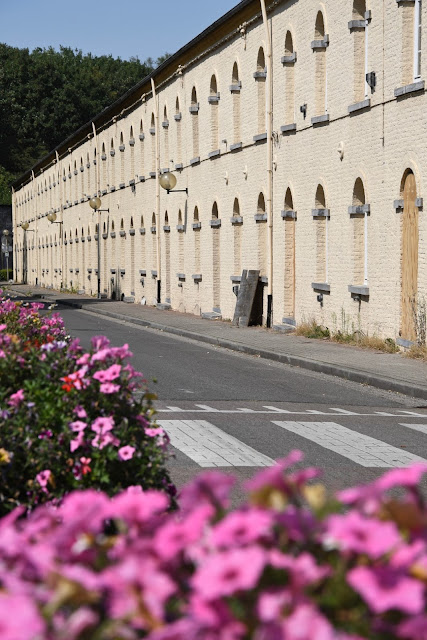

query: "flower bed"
xmin=0 ymin=453 xmax=426 ymax=639
xmin=0 ymin=293 xmax=175 ymax=514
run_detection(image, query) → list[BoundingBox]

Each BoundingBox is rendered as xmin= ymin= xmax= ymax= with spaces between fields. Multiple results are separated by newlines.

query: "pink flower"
xmin=74 ymin=405 xmax=87 ymax=419
xmin=211 ymin=508 xmax=273 ymax=548
xmin=91 ymin=416 xmax=114 ymax=434
xmin=36 ymin=469 xmax=51 ymax=488
xmin=179 ymin=471 xmax=236 ymax=514
xmin=154 ymin=505 xmax=214 ymax=561
xmin=100 ymin=382 xmax=120 ymax=394
xmin=192 ymin=546 xmax=266 ymax=600
xmin=0 ymin=324 xmax=7 ymax=331
xmin=281 ymin=604 xmax=335 ymax=640
xmin=118 ymin=446 xmax=136 ymax=461
xmin=0 ymin=593 xmax=45 ymax=639
xmin=93 ymin=364 xmax=122 ymax=383
xmin=8 ymin=389 xmax=25 ymax=407
xmin=107 ymin=487 xmax=169 ymax=524
xmin=69 ymin=420 xmax=87 ymax=433
xmin=76 ymin=353 xmax=91 ymax=365
xmin=92 ymin=432 xmax=119 ymax=450
xmin=398 ymin=615 xmax=427 ymax=640
xmin=347 ymin=565 xmax=425 ymax=614
xmin=376 ymin=463 xmax=427 ymax=491
xmin=325 ymin=511 xmax=401 ymax=558
xmin=269 ymin=551 xmax=330 ymax=589
xmin=245 ymin=451 xmax=304 ymax=493
xmin=145 ymin=427 xmax=165 ymax=438
xmin=70 ymin=432 xmax=85 ymax=452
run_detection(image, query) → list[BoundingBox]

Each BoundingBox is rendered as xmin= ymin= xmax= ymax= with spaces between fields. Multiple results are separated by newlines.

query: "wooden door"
xmin=401 ymin=172 xmax=418 ymax=342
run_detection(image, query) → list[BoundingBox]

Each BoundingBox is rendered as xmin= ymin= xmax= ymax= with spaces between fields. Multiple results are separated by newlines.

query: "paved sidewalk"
xmin=4 ymin=283 xmax=427 ymax=401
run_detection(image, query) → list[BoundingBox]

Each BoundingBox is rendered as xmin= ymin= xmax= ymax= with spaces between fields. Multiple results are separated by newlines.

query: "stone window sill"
xmin=312 ymin=282 xmax=331 ymax=292
xmin=348 ymin=204 xmax=370 ymax=215
xmin=210 ymin=219 xmax=221 ymax=227
xmin=190 ymin=156 xmax=200 ymax=166
xmin=139 ymin=270 xmax=146 ymax=276
xmin=348 ymin=285 xmax=369 ymax=296
xmin=281 ymin=53 xmax=296 ymax=64
xmin=312 ymin=208 xmax=330 ymax=218
xmin=280 ymin=123 xmax=296 ymax=134
xmin=254 ymin=213 xmax=267 ymax=222
xmin=192 ymin=274 xmax=202 ymax=282
xmin=230 ymin=275 xmax=242 ymax=283
xmin=281 ymin=210 xmax=297 ymax=219
xmin=311 ymin=114 xmax=330 ymax=125
xmin=230 ymin=216 xmax=243 ymax=225
xmin=253 ymin=132 xmax=267 ymax=142
xmin=230 ymin=142 xmax=242 ymax=151
xmin=348 ymin=98 xmax=371 ymax=113
xmin=394 ymin=80 xmax=425 ymax=97
xmin=192 ymin=222 xmax=201 ymax=230
xmin=208 ymin=149 xmax=221 ymax=159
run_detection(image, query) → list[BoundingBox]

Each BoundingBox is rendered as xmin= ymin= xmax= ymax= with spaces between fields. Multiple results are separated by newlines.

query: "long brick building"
xmin=12 ymin=0 xmax=426 ymax=345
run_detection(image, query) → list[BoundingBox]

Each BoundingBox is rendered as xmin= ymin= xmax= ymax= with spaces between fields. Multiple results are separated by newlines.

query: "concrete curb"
xmin=54 ymin=297 xmax=427 ymax=401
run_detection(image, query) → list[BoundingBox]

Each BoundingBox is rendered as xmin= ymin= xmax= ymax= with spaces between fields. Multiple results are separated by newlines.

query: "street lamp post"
xmin=89 ymin=196 xmax=109 ymax=299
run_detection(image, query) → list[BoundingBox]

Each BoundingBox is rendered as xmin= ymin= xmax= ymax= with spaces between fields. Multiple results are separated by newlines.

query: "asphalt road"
xmin=60 ymin=306 xmax=427 ymax=499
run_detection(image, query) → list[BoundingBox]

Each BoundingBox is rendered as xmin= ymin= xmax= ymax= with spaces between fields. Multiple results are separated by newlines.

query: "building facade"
xmin=12 ymin=0 xmax=427 ymax=345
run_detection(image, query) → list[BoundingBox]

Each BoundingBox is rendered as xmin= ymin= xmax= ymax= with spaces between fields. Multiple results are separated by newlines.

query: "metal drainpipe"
xmin=260 ymin=0 xmax=273 ymax=327
xmin=151 ymin=78 xmax=162 ymax=304
xmin=31 ymin=170 xmax=39 ymax=286
xmin=55 ymin=150 xmax=63 ymax=288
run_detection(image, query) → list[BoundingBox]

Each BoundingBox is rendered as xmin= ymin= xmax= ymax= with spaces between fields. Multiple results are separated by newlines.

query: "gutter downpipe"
xmin=151 ymin=78 xmax=162 ymax=304
xmin=92 ymin=122 xmax=102 ymax=298
xmin=261 ymin=0 xmax=273 ymax=327
xmin=31 ymin=170 xmax=39 ymax=286
xmin=55 ymin=150 xmax=64 ymax=289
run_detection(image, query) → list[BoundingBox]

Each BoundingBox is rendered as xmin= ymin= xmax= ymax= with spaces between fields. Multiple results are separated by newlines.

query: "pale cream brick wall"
xmin=13 ymin=0 xmax=427 ymax=340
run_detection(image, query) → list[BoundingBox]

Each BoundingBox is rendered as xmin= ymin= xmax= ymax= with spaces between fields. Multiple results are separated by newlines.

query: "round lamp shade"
xmin=47 ymin=212 xmax=57 ymax=222
xmin=89 ymin=196 xmax=102 ymax=211
xmin=21 ymin=223 xmax=29 ymax=230
xmin=159 ymin=172 xmax=177 ymax=191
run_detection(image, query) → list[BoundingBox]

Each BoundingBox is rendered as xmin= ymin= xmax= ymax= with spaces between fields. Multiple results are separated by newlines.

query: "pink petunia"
xmin=145 ymin=427 xmax=165 ymax=438
xmin=36 ymin=469 xmax=51 ymax=489
xmin=211 ymin=508 xmax=273 ymax=548
xmin=93 ymin=364 xmax=122 ymax=383
xmin=74 ymin=405 xmax=87 ymax=419
xmin=91 ymin=416 xmax=114 ymax=434
xmin=325 ymin=511 xmax=401 ymax=559
xmin=92 ymin=432 xmax=119 ymax=450
xmin=8 ymin=389 xmax=25 ymax=407
xmin=70 ymin=432 xmax=85 ymax=452
xmin=154 ymin=505 xmax=214 ymax=561
xmin=281 ymin=604 xmax=335 ymax=640
xmin=192 ymin=546 xmax=266 ymax=600
xmin=0 ymin=593 xmax=46 ymax=640
xmin=69 ymin=420 xmax=87 ymax=433
xmin=118 ymin=446 xmax=136 ymax=461
xmin=376 ymin=463 xmax=427 ymax=492
xmin=100 ymin=382 xmax=121 ymax=394
xmin=245 ymin=451 xmax=304 ymax=493
xmin=347 ymin=565 xmax=425 ymax=615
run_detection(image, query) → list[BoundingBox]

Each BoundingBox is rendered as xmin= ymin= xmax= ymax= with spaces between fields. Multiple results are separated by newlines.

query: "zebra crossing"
xmin=157 ymin=404 xmax=427 ymax=470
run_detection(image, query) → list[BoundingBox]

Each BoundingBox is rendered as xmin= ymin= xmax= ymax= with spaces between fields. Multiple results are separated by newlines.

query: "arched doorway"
xmin=401 ymin=170 xmax=419 ymax=342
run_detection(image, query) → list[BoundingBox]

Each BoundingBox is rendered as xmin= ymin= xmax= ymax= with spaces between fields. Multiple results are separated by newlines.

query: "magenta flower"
xmin=118 ymin=446 xmax=136 ymax=461
xmin=211 ymin=508 xmax=273 ymax=548
xmin=91 ymin=416 xmax=114 ymax=434
xmin=281 ymin=604 xmax=335 ymax=640
xmin=36 ymin=469 xmax=51 ymax=488
xmin=376 ymin=463 xmax=427 ymax=491
xmin=69 ymin=420 xmax=87 ymax=433
xmin=100 ymin=382 xmax=121 ymax=394
xmin=325 ymin=511 xmax=401 ymax=558
xmin=0 ymin=593 xmax=46 ymax=639
xmin=192 ymin=546 xmax=266 ymax=600
xmin=8 ymin=389 xmax=25 ymax=407
xmin=179 ymin=471 xmax=236 ymax=514
xmin=70 ymin=432 xmax=85 ymax=452
xmin=93 ymin=363 xmax=122 ymax=383
xmin=92 ymin=432 xmax=119 ymax=450
xmin=145 ymin=427 xmax=165 ymax=438
xmin=74 ymin=405 xmax=87 ymax=419
xmin=154 ymin=505 xmax=213 ymax=561
xmin=245 ymin=451 xmax=304 ymax=493
xmin=347 ymin=565 xmax=425 ymax=614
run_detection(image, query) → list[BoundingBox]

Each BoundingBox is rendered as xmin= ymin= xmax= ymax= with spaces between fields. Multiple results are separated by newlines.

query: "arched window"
xmin=139 ymin=119 xmax=145 ymax=177
xmin=150 ymin=113 xmax=156 ymax=173
xmin=312 ymin=11 xmax=328 ymax=119
xmin=110 ymin=138 xmax=116 ymax=188
xmin=119 ymin=132 xmax=125 ymax=184
xmin=163 ymin=105 xmax=169 ymax=169
xmin=255 ymin=47 xmax=267 ymax=134
xmin=349 ymin=177 xmax=369 ymax=287
xmin=231 ymin=62 xmax=241 ymax=144
xmin=350 ymin=1 xmax=368 ymax=103
xmin=256 ymin=193 xmax=267 ymax=275
xmin=398 ymin=0 xmax=422 ymax=85
xmin=211 ymin=201 xmax=221 ymax=309
xmin=193 ymin=206 xmax=201 ymax=273
xmin=129 ymin=125 xmax=135 ymax=178
xmin=120 ymin=218 xmax=124 ymax=230
xmin=283 ymin=187 xmax=296 ymax=320
xmin=283 ymin=31 xmax=296 ymax=126
xmin=130 ymin=216 xmax=134 ymax=228
xmin=178 ymin=209 xmax=184 ymax=273
xmin=190 ymin=87 xmax=199 ymax=160
xmin=209 ymin=74 xmax=219 ymax=151
xmin=232 ymin=197 xmax=242 ymax=276
xmin=312 ymin=184 xmax=330 ymax=284
xmin=175 ymin=97 xmax=182 ymax=165
xmin=101 ymin=142 xmax=107 ymax=190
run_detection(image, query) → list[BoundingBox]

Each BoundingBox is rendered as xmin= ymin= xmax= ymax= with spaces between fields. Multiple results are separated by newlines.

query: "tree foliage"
xmin=0 ymin=44 xmax=171 ymax=204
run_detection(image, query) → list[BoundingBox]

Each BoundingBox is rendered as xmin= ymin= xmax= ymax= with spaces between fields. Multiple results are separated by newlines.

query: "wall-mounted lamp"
xmin=88 ymin=196 xmax=109 ymax=299
xmin=300 ymin=103 xmax=307 ymax=119
xmin=21 ymin=222 xmax=34 ymax=232
xmin=47 ymin=212 xmax=63 ymax=225
xmin=159 ymin=172 xmax=188 ymax=195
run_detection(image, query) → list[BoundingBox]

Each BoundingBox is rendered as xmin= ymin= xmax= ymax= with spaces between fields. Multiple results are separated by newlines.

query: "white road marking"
xmin=272 ymin=421 xmax=427 ymax=468
xmin=263 ymin=405 xmax=292 ymax=413
xmin=158 ymin=420 xmax=274 ymax=467
xmin=400 ymin=423 xmax=427 ymax=435
xmin=330 ymin=408 xmax=360 ymax=415
xmin=195 ymin=404 xmax=221 ymax=412
xmin=399 ymin=411 xmax=427 ymax=417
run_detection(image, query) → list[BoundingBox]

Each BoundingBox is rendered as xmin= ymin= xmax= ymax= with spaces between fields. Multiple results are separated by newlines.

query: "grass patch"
xmin=405 ymin=344 xmax=427 ymax=361
xmin=295 ymin=320 xmax=399 ymax=353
